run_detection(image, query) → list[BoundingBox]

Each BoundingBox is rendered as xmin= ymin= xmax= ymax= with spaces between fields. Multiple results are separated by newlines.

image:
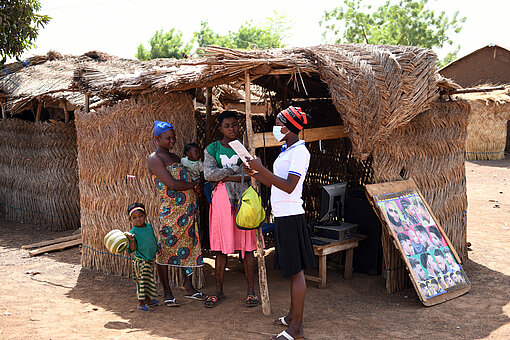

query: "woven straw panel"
xmin=76 ymin=92 xmax=202 ymax=284
xmin=0 ymin=119 xmax=80 ymax=230
xmin=465 ymin=100 xmax=510 ymax=160
xmin=305 ymin=44 xmax=440 ymax=160
xmin=372 ymin=100 xmax=470 ymax=292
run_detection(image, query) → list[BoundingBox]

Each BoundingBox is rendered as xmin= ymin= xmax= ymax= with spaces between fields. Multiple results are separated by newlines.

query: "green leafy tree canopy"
xmin=0 ymin=0 xmax=51 ymax=63
xmin=195 ymin=13 xmax=291 ymax=50
xmin=320 ymin=0 xmax=465 ymax=67
xmin=137 ymin=12 xmax=291 ymax=60
xmin=136 ymin=28 xmax=192 ymax=60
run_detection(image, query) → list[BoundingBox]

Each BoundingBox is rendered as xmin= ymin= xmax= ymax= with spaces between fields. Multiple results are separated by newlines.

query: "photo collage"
xmin=377 ymin=193 xmax=468 ymax=300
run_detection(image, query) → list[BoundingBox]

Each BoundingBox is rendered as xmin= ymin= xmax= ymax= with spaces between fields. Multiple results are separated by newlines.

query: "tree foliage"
xmin=0 ymin=0 xmax=50 ymax=62
xmin=194 ymin=12 xmax=291 ymax=50
xmin=320 ymin=0 xmax=465 ymax=66
xmin=136 ymin=12 xmax=291 ymax=60
xmin=136 ymin=29 xmax=192 ymax=60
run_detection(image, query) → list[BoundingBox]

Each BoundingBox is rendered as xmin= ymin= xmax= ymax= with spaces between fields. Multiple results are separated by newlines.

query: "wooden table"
xmin=305 ymin=235 xmax=367 ymax=289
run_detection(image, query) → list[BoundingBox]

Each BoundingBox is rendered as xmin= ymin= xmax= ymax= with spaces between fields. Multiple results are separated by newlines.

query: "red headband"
xmin=289 ymin=106 xmax=307 ymax=125
xmin=282 ymin=108 xmax=305 ymax=131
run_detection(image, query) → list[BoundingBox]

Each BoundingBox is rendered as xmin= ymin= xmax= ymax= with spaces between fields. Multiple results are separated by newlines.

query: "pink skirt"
xmin=209 ymin=182 xmax=258 ymax=256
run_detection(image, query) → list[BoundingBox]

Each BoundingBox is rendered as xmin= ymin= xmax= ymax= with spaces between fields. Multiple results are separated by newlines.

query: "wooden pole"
xmin=63 ymin=102 xmax=69 ymax=123
xmin=85 ymin=94 xmax=90 ymax=113
xmin=449 ymin=85 xmax=506 ymax=95
xmin=205 ymin=87 xmax=213 ymax=146
xmin=35 ymin=100 xmax=43 ymax=122
xmin=245 ymin=71 xmax=271 ymax=316
xmin=1 ymin=101 xmax=6 ymax=120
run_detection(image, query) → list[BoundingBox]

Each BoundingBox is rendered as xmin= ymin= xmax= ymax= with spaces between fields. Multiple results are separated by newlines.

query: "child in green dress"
xmin=125 ymin=202 xmax=160 ymax=311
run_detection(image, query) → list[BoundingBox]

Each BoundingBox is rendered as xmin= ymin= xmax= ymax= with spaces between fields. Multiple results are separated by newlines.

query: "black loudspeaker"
xmin=344 ymin=187 xmax=382 ymax=276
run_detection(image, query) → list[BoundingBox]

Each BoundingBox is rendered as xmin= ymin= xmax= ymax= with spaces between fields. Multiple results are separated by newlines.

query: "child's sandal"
xmin=137 ymin=304 xmax=152 ymax=312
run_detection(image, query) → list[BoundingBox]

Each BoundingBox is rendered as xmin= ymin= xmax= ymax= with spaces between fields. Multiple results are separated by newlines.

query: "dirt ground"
xmin=0 ymin=159 xmax=509 ymax=340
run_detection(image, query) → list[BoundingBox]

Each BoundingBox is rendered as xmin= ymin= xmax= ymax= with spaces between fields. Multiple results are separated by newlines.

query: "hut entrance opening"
xmin=196 ymin=76 xmax=381 ymax=277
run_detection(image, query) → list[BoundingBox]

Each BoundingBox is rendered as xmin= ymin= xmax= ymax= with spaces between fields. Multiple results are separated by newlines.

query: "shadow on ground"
xmin=64 ymin=255 xmax=510 ymax=340
xmin=467 ymin=157 xmax=510 ymax=169
xmin=1 ymin=218 xmax=509 ymax=339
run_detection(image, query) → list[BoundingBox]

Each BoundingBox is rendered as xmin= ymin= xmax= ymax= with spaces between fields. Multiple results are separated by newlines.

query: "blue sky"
xmin=19 ymin=0 xmax=510 ymax=61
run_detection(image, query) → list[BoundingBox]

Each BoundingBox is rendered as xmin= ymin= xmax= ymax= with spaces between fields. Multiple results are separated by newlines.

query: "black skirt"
xmin=274 ymin=214 xmax=315 ymax=278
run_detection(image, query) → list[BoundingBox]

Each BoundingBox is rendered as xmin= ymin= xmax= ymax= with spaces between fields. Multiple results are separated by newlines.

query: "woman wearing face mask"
xmin=246 ymin=106 xmax=314 ymax=340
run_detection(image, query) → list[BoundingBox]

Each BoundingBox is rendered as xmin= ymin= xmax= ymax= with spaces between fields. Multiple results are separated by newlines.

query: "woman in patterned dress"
xmin=148 ymin=121 xmax=207 ymax=306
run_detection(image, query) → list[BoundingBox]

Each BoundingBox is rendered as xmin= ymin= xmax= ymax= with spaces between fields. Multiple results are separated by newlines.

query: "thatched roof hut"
xmin=0 ymin=51 xmax=148 ymax=117
xmin=70 ymin=44 xmax=469 ymax=293
xmin=455 ymin=88 xmax=510 ymax=160
xmin=0 ymin=51 xmax=147 ymax=231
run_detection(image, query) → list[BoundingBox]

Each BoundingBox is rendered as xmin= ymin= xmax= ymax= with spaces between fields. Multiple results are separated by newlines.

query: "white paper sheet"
xmin=228 ymin=140 xmax=254 ymax=163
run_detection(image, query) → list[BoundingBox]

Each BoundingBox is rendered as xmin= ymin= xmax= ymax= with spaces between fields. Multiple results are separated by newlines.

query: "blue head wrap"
xmin=154 ymin=121 xmax=174 ymax=136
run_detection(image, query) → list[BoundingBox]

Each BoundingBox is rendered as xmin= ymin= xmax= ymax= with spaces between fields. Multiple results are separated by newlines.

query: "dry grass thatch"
xmin=0 ymin=119 xmax=80 ymax=230
xmin=0 ymin=51 xmax=146 ymax=115
xmin=76 ymin=92 xmax=204 ymax=287
xmin=372 ymin=100 xmax=470 ymax=292
xmin=457 ymin=88 xmax=510 ymax=160
xmin=73 ymin=44 xmax=454 ymax=158
xmin=0 ymin=55 xmax=48 ymax=77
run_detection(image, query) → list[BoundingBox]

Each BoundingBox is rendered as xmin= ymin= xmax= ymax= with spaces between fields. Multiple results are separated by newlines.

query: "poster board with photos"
xmin=365 ymin=179 xmax=470 ymax=306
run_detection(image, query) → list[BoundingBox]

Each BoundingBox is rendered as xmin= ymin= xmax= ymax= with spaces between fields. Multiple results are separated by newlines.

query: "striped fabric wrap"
xmin=133 ymin=258 xmax=157 ymax=301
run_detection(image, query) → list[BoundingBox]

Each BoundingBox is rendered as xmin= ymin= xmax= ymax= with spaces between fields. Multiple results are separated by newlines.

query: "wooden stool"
xmin=305 ymin=235 xmax=366 ymax=288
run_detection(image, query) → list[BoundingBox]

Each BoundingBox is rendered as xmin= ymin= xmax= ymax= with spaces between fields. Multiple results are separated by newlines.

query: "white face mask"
xmin=272 ymin=126 xmax=288 ymax=142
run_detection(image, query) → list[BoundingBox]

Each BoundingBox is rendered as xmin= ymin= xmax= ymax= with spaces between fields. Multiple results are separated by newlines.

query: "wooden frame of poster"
xmin=365 ymin=179 xmax=470 ymax=306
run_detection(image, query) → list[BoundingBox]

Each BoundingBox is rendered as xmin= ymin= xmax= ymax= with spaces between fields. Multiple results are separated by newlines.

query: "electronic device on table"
xmin=319 ymin=182 xmax=348 ymax=223
xmin=310 ymin=182 xmax=358 ymax=246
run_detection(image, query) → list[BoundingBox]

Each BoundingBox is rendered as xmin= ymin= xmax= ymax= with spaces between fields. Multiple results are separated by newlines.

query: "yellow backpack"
xmin=236 ymin=186 xmax=266 ymax=230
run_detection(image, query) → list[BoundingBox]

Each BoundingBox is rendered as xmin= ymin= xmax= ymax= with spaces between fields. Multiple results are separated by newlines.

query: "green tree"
xmin=136 ymin=29 xmax=192 ymax=60
xmin=195 ymin=12 xmax=291 ymax=49
xmin=320 ymin=0 xmax=465 ymax=66
xmin=194 ymin=21 xmax=234 ymax=49
xmin=0 ymin=0 xmax=51 ymax=63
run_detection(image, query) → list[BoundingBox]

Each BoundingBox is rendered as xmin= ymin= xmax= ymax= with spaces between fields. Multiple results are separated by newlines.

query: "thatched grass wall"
xmin=0 ymin=119 xmax=80 ymax=230
xmin=459 ymin=90 xmax=510 ymax=160
xmin=76 ymin=92 xmax=200 ymax=284
xmin=372 ymin=100 xmax=470 ymax=292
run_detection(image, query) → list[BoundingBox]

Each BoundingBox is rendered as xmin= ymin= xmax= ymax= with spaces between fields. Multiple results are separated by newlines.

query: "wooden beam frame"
xmin=35 ymin=100 xmax=43 ymax=122
xmin=205 ymin=87 xmax=213 ymax=146
xmin=85 ymin=94 xmax=90 ymax=113
xmin=225 ymin=102 xmax=267 ymax=114
xmin=253 ymin=125 xmax=349 ymax=149
xmin=64 ymin=103 xmax=69 ymax=123
xmin=1 ymin=101 xmax=5 ymax=120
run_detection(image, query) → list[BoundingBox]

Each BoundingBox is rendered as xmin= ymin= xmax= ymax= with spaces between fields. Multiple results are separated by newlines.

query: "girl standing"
xmin=125 ymin=202 xmax=159 ymax=311
xmin=246 ymin=106 xmax=314 ymax=340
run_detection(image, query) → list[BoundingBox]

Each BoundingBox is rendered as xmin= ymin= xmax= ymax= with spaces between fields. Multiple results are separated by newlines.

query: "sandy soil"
xmin=0 ymin=159 xmax=509 ymax=340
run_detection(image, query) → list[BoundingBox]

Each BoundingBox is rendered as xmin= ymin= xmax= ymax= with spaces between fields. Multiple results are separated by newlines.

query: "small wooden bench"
xmin=305 ymin=235 xmax=366 ymax=289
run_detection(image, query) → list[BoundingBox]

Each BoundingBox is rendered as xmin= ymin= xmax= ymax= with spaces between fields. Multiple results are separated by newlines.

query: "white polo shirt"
xmin=271 ymin=140 xmax=310 ymax=217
